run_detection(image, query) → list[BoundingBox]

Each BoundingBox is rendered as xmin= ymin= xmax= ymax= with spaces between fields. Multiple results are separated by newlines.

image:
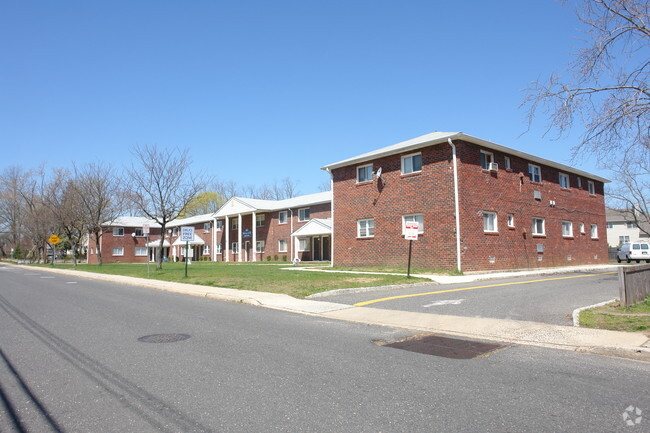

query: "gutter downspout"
xmin=448 ymin=138 xmax=462 ymax=273
xmin=289 ymin=208 xmax=294 ymax=260
xmin=326 ymin=168 xmax=334 ymax=267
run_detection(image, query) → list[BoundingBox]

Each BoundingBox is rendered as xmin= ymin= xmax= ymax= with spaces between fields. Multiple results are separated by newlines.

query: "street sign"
xmin=48 ymin=235 xmax=61 ymax=245
xmin=142 ymin=224 xmax=150 ymax=235
xmin=243 ymin=229 xmax=252 ymax=238
xmin=180 ymin=226 xmax=194 ymax=242
xmin=404 ymin=221 xmax=419 ymax=240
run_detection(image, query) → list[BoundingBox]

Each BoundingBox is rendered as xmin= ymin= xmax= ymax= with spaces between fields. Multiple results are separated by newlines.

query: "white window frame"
xmin=231 ymin=219 xmax=238 ymax=230
xmin=562 ymin=220 xmax=573 ymax=237
xmin=619 ymin=235 xmax=630 ymax=244
xmin=298 ymin=238 xmax=310 ymax=252
xmin=480 ymin=150 xmax=494 ymax=170
xmin=507 ymin=214 xmax=515 ymax=228
xmin=504 ymin=156 xmax=512 ymax=170
xmin=587 ymin=180 xmax=595 ymax=195
xmin=576 ymin=177 xmax=582 ymax=189
xmin=528 ymin=164 xmax=542 ymax=183
xmin=203 ymin=222 xmax=211 ymax=233
xmin=590 ymin=224 xmax=598 ymax=239
xmin=216 ymin=244 xmax=222 ymax=254
xmin=135 ymin=247 xmax=147 ymax=256
xmin=278 ymin=211 xmax=288 ymax=225
xmin=357 ymin=219 xmax=375 ymax=238
xmin=204 ymin=245 xmax=210 ymax=255
xmin=134 ymin=228 xmax=144 ymax=237
xmin=232 ymin=242 xmax=239 ymax=254
xmin=112 ymin=247 xmax=124 ymax=256
xmin=256 ymin=214 xmax=265 ymax=227
xmin=113 ymin=227 xmax=124 ymax=236
xmin=402 ymin=214 xmax=424 ymax=234
xmin=559 ymin=173 xmax=570 ymax=189
xmin=216 ymin=220 xmax=223 ymax=231
xmin=532 ymin=217 xmax=545 ymax=236
xmin=298 ymin=208 xmax=310 ymax=222
xmin=580 ymin=223 xmax=585 ymax=234
xmin=401 ymin=153 xmax=422 ymax=175
xmin=626 ymin=222 xmax=635 ymax=229
xmin=483 ymin=212 xmax=498 ymax=233
xmin=278 ymin=239 xmax=288 ymax=253
xmin=256 ymin=241 xmax=265 ymax=253
xmin=357 ymin=164 xmax=373 ymax=183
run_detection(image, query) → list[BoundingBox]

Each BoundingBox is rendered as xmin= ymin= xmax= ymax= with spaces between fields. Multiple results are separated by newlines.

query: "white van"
xmin=617 ymin=242 xmax=650 ymax=263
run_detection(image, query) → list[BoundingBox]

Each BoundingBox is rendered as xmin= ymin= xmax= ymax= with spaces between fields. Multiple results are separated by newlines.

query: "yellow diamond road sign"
xmin=48 ymin=235 xmax=60 ymax=245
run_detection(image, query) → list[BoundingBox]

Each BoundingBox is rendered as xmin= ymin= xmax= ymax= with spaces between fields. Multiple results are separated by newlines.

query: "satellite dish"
xmin=375 ymin=167 xmax=382 ymax=178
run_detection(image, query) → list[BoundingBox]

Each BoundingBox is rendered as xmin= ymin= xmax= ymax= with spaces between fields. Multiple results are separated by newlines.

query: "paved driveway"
xmin=314 ymin=271 xmax=619 ymax=326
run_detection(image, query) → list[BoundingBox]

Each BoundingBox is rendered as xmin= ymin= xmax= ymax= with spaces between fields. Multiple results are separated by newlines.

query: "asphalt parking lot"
xmin=314 ymin=271 xmax=619 ymax=326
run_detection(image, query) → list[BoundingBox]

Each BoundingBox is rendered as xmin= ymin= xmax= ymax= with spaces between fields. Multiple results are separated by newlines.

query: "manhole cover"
xmin=138 ymin=333 xmax=191 ymax=343
xmin=382 ymin=334 xmax=505 ymax=359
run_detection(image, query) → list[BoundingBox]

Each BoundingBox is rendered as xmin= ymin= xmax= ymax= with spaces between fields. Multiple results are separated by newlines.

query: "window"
xmin=532 ymin=218 xmax=545 ymax=236
xmin=606 ymin=222 xmax=614 ymax=228
xmin=480 ymin=151 xmax=494 ymax=170
xmin=590 ymin=224 xmax=598 ymax=239
xmin=559 ymin=173 xmax=570 ymax=189
xmin=298 ymin=208 xmax=310 ymax=222
xmin=231 ymin=218 xmax=238 ymax=230
xmin=256 ymin=241 xmax=265 ymax=253
xmin=357 ymin=219 xmax=375 ymax=238
xmin=113 ymin=227 xmax=124 ymax=236
xmin=173 ymin=227 xmax=178 ymax=236
xmin=562 ymin=221 xmax=573 ymax=237
xmin=298 ymin=238 xmax=310 ymax=251
xmin=216 ymin=220 xmax=223 ymax=231
xmin=278 ymin=211 xmax=288 ymax=224
xmin=507 ymin=214 xmax=515 ymax=228
xmin=528 ymin=164 xmax=542 ymax=183
xmin=402 ymin=214 xmax=424 ymax=234
xmin=232 ymin=242 xmax=239 ymax=254
xmin=483 ymin=212 xmax=497 ymax=233
xmin=580 ymin=223 xmax=585 ymax=234
xmin=401 ymin=153 xmax=422 ymax=174
xmin=216 ymin=244 xmax=222 ymax=254
xmin=588 ymin=180 xmax=595 ymax=195
xmin=278 ymin=239 xmax=288 ymax=253
xmin=504 ymin=156 xmax=512 ymax=170
xmin=135 ymin=247 xmax=147 ymax=256
xmin=256 ymin=214 xmax=265 ymax=227
xmin=576 ymin=177 xmax=582 ymax=189
xmin=357 ymin=164 xmax=373 ymax=183
xmin=203 ymin=223 xmax=211 ymax=232
xmin=134 ymin=228 xmax=144 ymax=237
xmin=619 ymin=235 xmax=630 ymax=245
xmin=112 ymin=247 xmax=124 ymax=256
xmin=204 ymin=245 xmax=210 ymax=255
xmin=626 ymin=222 xmax=635 ymax=229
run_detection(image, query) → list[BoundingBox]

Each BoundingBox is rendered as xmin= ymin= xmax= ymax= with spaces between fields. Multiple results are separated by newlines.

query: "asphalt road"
xmin=0 ymin=265 xmax=648 ymax=432
xmin=314 ymin=271 xmax=620 ymax=325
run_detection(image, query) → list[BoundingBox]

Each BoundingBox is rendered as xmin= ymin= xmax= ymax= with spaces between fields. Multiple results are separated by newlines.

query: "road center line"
xmin=353 ymin=272 xmax=617 ymax=307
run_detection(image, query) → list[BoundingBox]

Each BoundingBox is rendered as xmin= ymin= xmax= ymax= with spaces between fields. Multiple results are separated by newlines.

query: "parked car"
xmin=617 ymin=242 xmax=650 ymax=263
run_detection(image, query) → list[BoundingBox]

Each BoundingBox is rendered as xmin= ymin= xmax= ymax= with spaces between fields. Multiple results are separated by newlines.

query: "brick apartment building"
xmin=322 ymin=131 xmax=609 ymax=272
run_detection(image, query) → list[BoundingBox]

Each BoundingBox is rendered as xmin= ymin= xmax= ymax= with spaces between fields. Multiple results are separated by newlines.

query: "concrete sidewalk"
xmin=7 ymin=263 xmax=649 ymax=362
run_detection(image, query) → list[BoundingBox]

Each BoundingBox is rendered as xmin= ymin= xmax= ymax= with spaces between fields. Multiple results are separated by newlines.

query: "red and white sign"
xmin=404 ymin=221 xmax=419 ymax=240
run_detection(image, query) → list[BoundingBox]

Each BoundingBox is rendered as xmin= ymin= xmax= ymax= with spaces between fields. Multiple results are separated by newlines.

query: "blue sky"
xmin=0 ymin=1 xmax=598 ymax=194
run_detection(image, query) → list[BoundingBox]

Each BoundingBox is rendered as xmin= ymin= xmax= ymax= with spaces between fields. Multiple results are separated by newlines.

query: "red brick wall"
xmin=87 ymin=227 xmax=162 ymax=264
xmin=331 ymin=140 xmax=608 ymax=272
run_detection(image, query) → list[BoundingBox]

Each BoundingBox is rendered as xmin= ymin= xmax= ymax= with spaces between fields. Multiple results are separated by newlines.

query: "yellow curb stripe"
xmin=353 ymin=272 xmax=617 ymax=307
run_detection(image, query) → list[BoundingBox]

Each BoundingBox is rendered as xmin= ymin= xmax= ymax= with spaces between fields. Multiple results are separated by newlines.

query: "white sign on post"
xmin=180 ymin=226 xmax=194 ymax=242
xmin=142 ymin=224 xmax=150 ymax=235
xmin=404 ymin=221 xmax=419 ymax=240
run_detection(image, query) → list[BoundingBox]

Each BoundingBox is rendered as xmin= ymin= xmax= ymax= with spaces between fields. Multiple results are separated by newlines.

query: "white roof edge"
xmin=321 ymin=131 xmax=610 ymax=183
xmin=214 ymin=191 xmax=332 ymax=217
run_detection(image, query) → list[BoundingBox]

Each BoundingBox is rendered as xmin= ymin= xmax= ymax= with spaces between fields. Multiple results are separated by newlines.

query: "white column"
xmin=212 ymin=218 xmax=217 ymax=262
xmin=237 ymin=214 xmax=243 ymax=262
xmin=252 ymin=211 xmax=257 ymax=262
xmin=225 ymin=215 xmax=230 ymax=262
xmin=294 ymin=236 xmax=300 ymax=261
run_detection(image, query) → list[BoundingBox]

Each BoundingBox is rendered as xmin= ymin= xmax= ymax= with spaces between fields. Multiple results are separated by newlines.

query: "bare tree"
xmin=127 ymin=145 xmax=207 ymax=269
xmin=607 ymin=158 xmax=650 ymax=236
xmin=523 ymin=0 xmax=649 ymax=163
xmin=74 ymin=163 xmax=123 ymax=265
xmin=271 ymin=177 xmax=299 ymax=200
xmin=0 ymin=166 xmax=27 ymax=255
xmin=18 ymin=167 xmax=56 ymax=263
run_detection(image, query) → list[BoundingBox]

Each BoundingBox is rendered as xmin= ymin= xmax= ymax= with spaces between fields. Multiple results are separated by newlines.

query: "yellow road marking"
xmin=353 ymin=272 xmax=617 ymax=307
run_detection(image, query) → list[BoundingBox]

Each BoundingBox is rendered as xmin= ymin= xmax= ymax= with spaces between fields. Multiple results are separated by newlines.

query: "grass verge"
xmin=579 ymin=295 xmax=650 ymax=336
xmin=35 ymin=261 xmax=427 ymax=298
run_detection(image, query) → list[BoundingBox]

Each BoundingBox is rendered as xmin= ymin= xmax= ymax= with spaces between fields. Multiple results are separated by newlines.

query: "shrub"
xmin=266 ymin=256 xmax=271 ymax=261
xmin=282 ymin=255 xmax=287 ymax=262
xmin=274 ymin=254 xmax=279 ymax=261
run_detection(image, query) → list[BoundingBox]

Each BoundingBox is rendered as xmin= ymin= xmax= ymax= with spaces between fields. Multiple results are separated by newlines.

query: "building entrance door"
xmin=245 ymin=241 xmax=251 ymax=262
xmin=313 ymin=237 xmax=321 ymax=261
xmin=322 ymin=236 xmax=331 ymax=261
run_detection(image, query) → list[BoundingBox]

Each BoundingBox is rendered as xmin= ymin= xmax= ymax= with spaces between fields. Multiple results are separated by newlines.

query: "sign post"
xmin=143 ymin=224 xmax=150 ymax=278
xmin=180 ymin=226 xmax=195 ymax=277
xmin=48 ymin=235 xmax=60 ymax=265
xmin=404 ymin=221 xmax=419 ymax=278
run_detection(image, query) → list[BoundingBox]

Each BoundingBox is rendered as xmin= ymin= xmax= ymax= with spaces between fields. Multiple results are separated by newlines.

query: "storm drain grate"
xmin=383 ymin=335 xmax=505 ymax=359
xmin=138 ymin=333 xmax=191 ymax=343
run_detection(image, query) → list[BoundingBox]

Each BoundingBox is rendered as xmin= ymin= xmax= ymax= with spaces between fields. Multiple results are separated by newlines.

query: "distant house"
xmin=322 ymin=131 xmax=610 ymax=272
xmin=606 ymin=209 xmax=650 ymax=247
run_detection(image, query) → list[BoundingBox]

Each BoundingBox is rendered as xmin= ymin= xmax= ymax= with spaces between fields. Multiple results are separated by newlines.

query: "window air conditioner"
xmin=488 ymin=162 xmax=498 ymax=172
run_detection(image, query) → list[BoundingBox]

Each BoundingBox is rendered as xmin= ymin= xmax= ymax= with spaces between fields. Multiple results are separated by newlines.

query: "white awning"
xmin=172 ymin=235 xmax=206 ymax=246
xmin=291 ymin=218 xmax=332 ymax=237
xmin=146 ymin=239 xmax=171 ymax=247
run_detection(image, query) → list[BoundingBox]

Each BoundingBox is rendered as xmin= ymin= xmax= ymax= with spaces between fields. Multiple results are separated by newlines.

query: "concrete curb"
xmin=5 ymin=263 xmax=649 ymax=362
xmin=572 ymin=299 xmax=617 ymax=326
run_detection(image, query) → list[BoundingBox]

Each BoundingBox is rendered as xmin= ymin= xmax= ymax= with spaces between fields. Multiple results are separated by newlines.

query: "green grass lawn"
xmin=579 ymin=295 xmax=650 ymax=336
xmin=42 ymin=261 xmax=426 ymax=298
